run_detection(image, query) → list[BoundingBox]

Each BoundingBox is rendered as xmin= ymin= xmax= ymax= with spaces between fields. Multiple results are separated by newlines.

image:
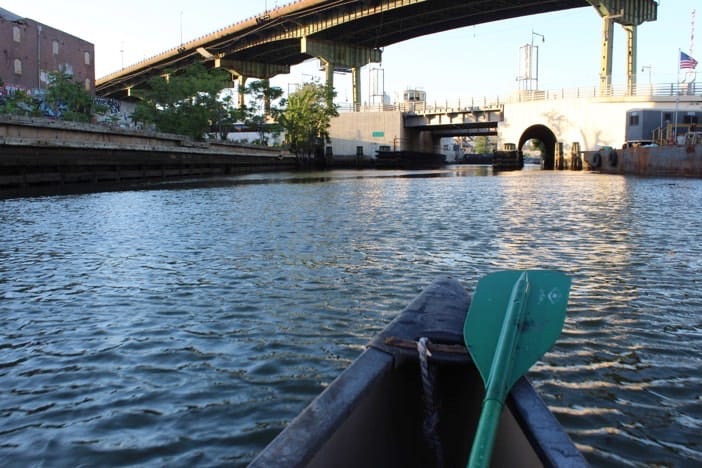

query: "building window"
xmin=53 ymin=40 xmax=59 ymax=55
xmin=13 ymin=26 xmax=21 ymax=42
xmin=84 ymin=78 xmax=91 ymax=91
xmin=14 ymin=58 xmax=22 ymax=75
xmin=60 ymin=63 xmax=74 ymax=76
xmin=84 ymin=51 xmax=91 ymax=65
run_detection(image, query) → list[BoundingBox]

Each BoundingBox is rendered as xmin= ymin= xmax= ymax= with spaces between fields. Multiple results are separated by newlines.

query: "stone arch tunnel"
xmin=518 ymin=124 xmax=558 ymax=169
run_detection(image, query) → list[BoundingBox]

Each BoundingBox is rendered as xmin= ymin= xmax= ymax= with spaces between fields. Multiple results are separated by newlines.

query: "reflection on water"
xmin=1 ymin=166 xmax=701 ymax=466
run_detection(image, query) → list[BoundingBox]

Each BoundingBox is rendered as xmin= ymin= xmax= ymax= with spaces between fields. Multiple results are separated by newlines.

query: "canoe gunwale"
xmin=248 ymin=276 xmax=586 ymax=467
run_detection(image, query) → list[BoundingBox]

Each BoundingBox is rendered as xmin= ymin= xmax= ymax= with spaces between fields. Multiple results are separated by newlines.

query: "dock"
xmin=0 ymin=116 xmax=296 ymax=190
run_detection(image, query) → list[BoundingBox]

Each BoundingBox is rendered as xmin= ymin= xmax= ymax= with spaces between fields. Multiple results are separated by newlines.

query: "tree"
xmin=244 ymin=79 xmax=284 ymax=145
xmin=278 ymin=82 xmax=338 ymax=161
xmin=131 ymin=63 xmax=236 ymax=140
xmin=473 ymin=136 xmax=490 ymax=154
xmin=44 ymin=71 xmax=105 ymax=122
xmin=210 ymin=88 xmax=246 ymax=140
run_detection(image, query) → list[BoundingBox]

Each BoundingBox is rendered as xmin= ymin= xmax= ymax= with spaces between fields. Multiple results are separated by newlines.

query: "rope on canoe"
xmin=385 ymin=336 xmax=468 ymax=355
xmin=418 ymin=337 xmax=445 ymax=468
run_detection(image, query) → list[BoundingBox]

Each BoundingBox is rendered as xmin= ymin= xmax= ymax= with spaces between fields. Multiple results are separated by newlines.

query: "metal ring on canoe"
xmin=592 ymin=152 xmax=602 ymax=168
xmin=609 ymin=150 xmax=618 ymax=167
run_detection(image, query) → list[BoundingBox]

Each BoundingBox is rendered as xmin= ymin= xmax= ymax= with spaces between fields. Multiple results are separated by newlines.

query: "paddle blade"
xmin=463 ymin=270 xmax=571 ymax=392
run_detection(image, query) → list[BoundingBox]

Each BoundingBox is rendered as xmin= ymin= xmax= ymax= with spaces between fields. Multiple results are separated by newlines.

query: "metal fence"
xmin=339 ymin=81 xmax=702 ymax=114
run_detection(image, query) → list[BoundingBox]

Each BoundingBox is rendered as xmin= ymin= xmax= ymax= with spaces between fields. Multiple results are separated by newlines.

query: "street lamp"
xmin=531 ymin=30 xmax=545 ymax=91
xmin=641 ymin=65 xmax=652 ymax=94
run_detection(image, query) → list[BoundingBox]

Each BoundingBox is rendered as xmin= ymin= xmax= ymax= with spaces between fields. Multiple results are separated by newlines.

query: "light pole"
xmin=641 ymin=65 xmax=652 ymax=95
xmin=180 ymin=11 xmax=183 ymax=46
xmin=531 ymin=30 xmax=545 ymax=91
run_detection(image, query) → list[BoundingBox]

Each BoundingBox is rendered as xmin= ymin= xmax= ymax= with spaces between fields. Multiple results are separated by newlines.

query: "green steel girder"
xmin=217 ymin=58 xmax=290 ymax=79
xmin=301 ymin=37 xmax=382 ymax=107
xmin=587 ymin=0 xmax=657 ymax=26
xmin=300 ymin=37 xmax=382 ymax=70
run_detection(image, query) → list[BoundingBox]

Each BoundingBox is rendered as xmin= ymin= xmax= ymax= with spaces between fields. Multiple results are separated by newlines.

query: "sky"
xmin=1 ymin=0 xmax=697 ymax=104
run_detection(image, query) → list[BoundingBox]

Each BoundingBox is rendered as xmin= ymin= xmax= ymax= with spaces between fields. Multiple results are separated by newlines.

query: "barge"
xmin=584 ymin=108 xmax=702 ymax=177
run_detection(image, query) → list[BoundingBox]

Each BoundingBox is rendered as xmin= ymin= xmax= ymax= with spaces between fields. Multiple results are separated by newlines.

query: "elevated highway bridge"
xmin=96 ymin=0 xmax=657 ymax=108
xmin=95 ymin=0 xmax=661 ymax=167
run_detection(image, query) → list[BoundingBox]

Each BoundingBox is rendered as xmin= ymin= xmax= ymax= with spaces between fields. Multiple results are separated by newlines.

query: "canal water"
xmin=1 ymin=166 xmax=701 ymax=467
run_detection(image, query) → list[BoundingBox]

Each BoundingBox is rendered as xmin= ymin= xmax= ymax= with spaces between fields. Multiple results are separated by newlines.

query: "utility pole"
xmin=531 ymin=30 xmax=545 ymax=91
xmin=641 ymin=65 xmax=652 ymax=94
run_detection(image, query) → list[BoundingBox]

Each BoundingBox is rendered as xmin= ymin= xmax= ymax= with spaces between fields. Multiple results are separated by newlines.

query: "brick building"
xmin=0 ymin=7 xmax=95 ymax=94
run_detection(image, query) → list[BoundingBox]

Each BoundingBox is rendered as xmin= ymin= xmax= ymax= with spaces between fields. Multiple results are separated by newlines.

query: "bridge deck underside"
xmin=97 ymin=0 xmax=588 ymax=96
xmin=232 ymin=0 xmax=588 ymax=65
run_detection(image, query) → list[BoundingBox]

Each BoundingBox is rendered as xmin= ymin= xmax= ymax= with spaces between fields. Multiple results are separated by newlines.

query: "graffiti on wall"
xmin=1 ymin=83 xmax=134 ymax=127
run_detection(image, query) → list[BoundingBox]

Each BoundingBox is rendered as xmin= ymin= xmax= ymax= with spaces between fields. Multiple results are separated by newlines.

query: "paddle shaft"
xmin=468 ymin=272 xmax=530 ymax=468
xmin=467 ymin=399 xmax=503 ymax=467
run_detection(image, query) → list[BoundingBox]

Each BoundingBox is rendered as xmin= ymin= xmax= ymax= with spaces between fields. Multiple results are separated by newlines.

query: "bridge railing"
xmin=341 ymin=82 xmax=702 ymax=113
xmin=506 ymin=82 xmax=702 ymax=103
xmin=337 ymin=99 xmax=504 ymax=114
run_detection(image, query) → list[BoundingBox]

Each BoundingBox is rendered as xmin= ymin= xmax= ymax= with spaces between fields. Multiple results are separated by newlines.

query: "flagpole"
xmin=675 ymin=49 xmax=680 ymax=145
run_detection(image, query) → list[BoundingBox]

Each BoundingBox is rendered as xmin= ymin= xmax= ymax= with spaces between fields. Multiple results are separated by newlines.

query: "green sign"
xmin=372 ymin=131 xmax=384 ymax=138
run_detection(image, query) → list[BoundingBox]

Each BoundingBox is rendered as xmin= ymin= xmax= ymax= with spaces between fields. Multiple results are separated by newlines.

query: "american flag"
xmin=680 ymin=51 xmax=698 ymax=69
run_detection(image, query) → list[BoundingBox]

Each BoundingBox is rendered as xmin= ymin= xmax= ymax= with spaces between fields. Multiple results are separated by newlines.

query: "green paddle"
xmin=463 ymin=270 xmax=571 ymax=468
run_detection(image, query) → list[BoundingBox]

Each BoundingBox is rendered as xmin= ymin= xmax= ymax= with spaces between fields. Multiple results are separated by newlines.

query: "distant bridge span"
xmin=96 ymin=0 xmax=657 ymax=103
xmin=327 ymin=83 xmax=701 ymax=166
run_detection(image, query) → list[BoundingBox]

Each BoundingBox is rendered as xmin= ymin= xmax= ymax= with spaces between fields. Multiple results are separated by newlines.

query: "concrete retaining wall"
xmin=0 ymin=115 xmax=296 ymax=188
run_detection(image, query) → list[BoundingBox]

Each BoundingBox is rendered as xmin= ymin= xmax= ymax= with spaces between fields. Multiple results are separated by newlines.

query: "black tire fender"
xmin=609 ymin=150 xmax=618 ymax=167
xmin=592 ymin=152 xmax=602 ymax=168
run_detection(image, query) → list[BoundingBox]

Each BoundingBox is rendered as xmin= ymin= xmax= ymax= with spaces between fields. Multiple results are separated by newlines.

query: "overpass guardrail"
xmin=339 ymin=81 xmax=702 ymax=114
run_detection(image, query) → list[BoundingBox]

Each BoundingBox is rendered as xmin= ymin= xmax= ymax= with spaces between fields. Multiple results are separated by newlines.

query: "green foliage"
xmin=131 ymin=63 xmax=238 ymax=140
xmin=0 ymin=72 xmax=104 ymax=121
xmin=243 ymin=79 xmax=285 ymax=145
xmin=278 ymin=82 xmax=338 ymax=157
xmin=45 ymin=71 xmax=105 ymax=122
xmin=474 ymin=136 xmax=490 ymax=154
xmin=0 ymin=89 xmax=41 ymax=117
xmin=527 ymin=139 xmax=546 ymax=155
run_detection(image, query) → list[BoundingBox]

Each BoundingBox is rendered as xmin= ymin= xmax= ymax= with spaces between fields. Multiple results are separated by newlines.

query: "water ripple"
xmin=1 ymin=169 xmax=701 ymax=466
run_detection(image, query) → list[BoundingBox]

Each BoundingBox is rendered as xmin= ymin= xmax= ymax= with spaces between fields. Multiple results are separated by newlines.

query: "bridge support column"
xmin=301 ymin=37 xmax=382 ymax=110
xmin=236 ymin=75 xmax=247 ymax=110
xmin=599 ymin=17 xmax=614 ymax=95
xmin=320 ymin=58 xmax=336 ymax=108
xmin=216 ymin=58 xmax=291 ymax=111
xmin=352 ymin=67 xmax=361 ymax=111
xmin=589 ymin=0 xmax=657 ymax=96
xmin=625 ymin=25 xmax=637 ymax=96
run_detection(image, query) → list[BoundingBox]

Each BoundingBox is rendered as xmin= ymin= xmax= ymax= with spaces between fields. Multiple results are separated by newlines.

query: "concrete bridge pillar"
xmin=301 ymin=37 xmax=381 ymax=110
